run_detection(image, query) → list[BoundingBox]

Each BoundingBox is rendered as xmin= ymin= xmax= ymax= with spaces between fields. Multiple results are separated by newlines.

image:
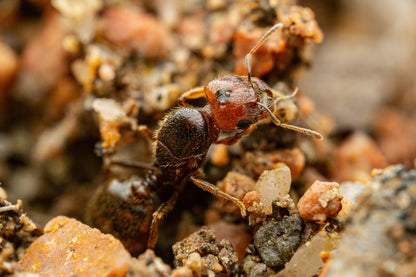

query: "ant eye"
xmin=237 ymin=120 xmax=251 ymax=130
xmin=216 ymin=88 xmax=232 ymax=104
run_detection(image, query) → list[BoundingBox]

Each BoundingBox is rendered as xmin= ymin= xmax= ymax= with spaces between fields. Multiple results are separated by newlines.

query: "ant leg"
xmin=178 ymin=87 xmax=205 ymax=107
xmin=189 ymin=175 xmax=247 ymax=218
xmin=257 ymin=102 xmax=323 ymax=140
xmin=147 ymin=185 xmax=183 ymax=248
xmin=275 ymin=118 xmax=323 ymax=140
xmin=245 ymin=23 xmax=283 ymax=86
xmin=215 ymin=125 xmax=255 ymax=145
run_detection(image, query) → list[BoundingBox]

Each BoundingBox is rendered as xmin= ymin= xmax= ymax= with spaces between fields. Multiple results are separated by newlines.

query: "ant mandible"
xmin=87 ymin=22 xmax=323 ymax=256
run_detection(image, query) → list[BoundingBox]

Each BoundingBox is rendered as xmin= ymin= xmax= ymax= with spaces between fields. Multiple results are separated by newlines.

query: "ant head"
xmin=204 ymin=23 xmax=285 ymax=132
xmin=205 ymin=22 xmax=322 ymax=139
xmin=205 ymin=75 xmax=262 ymax=131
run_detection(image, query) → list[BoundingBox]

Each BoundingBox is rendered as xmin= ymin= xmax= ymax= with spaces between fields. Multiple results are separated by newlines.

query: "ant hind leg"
xmin=190 ymin=175 xmax=246 ymax=217
xmin=147 ymin=183 xmax=184 ymax=248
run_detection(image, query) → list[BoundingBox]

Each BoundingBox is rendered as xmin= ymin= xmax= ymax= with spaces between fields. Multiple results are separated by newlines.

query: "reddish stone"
xmin=298 ymin=181 xmax=343 ymax=223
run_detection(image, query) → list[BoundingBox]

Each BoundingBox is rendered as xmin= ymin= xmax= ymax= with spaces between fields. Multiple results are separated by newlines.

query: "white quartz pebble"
xmin=256 ymin=165 xmax=292 ymax=213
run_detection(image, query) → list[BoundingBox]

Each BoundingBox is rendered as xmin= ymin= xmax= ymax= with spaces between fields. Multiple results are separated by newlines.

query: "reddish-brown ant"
xmin=87 ymin=22 xmax=322 ymax=255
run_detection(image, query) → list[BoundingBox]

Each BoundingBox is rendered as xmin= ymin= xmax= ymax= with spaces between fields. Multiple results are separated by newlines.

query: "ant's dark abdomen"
xmin=155 ymin=107 xmax=219 ymax=173
xmin=86 ymin=177 xmax=160 ymax=256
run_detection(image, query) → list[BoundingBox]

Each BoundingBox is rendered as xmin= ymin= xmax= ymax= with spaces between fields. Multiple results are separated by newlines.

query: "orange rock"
xmin=338 ymin=197 xmax=352 ymax=219
xmin=332 ymin=132 xmax=387 ymax=182
xmin=244 ymin=148 xmax=305 ymax=181
xmin=209 ymin=221 xmax=251 ymax=263
xmin=18 ymin=12 xmax=69 ymax=99
xmin=373 ymin=108 xmax=416 ymax=167
xmin=178 ymin=12 xmax=206 ymax=50
xmin=19 ymin=216 xmax=131 ymax=277
xmin=101 ymin=7 xmax=172 ymax=59
xmin=297 ymin=94 xmax=316 ymax=117
xmin=269 ymin=148 xmax=305 ymax=181
xmin=233 ymin=28 xmax=285 ymax=77
xmin=242 ymin=190 xmax=260 ymax=209
xmin=44 ymin=77 xmax=81 ymax=122
xmin=297 ymin=181 xmax=343 ymax=223
xmin=0 ymin=40 xmax=18 ymax=97
xmin=210 ymin=144 xmax=229 ymax=167
xmin=214 ymin=172 xmax=256 ymax=214
xmin=219 ymin=171 xmax=256 ymax=200
xmin=100 ymin=121 xmax=122 ymax=148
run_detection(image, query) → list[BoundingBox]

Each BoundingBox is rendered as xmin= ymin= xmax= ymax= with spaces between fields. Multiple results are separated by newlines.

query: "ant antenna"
xmin=275 ymin=87 xmax=298 ymax=106
xmin=245 ymin=23 xmax=283 ymax=91
xmin=256 ymin=100 xmax=323 ymax=140
xmin=245 ymin=23 xmax=323 ymax=140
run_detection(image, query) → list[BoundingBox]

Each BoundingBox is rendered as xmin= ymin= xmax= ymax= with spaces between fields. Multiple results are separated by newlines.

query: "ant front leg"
xmin=147 ymin=182 xmax=185 ymax=249
xmin=215 ymin=125 xmax=256 ymax=145
xmin=189 ymin=175 xmax=247 ymax=217
xmin=260 ymin=104 xmax=323 ymax=140
xmin=178 ymin=87 xmax=205 ymax=107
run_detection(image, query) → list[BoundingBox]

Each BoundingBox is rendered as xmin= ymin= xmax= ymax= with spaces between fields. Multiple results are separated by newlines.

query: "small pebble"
xmin=297 ymin=181 xmax=343 ymax=223
xmin=0 ymin=187 xmax=8 ymax=199
xmin=172 ymin=227 xmax=238 ymax=275
xmin=210 ymin=144 xmax=229 ymax=167
xmin=0 ymin=41 xmax=18 ymax=95
xmin=243 ymin=191 xmax=260 ymax=209
xmin=209 ymin=220 xmax=252 ymax=262
xmin=255 ymin=165 xmax=291 ymax=214
xmin=215 ymin=171 xmax=256 ymax=215
xmin=92 ymin=98 xmax=125 ymax=123
xmin=333 ymin=132 xmax=387 ymax=182
xmin=98 ymin=63 xmax=116 ymax=82
xmin=220 ymin=171 xmax=256 ymax=200
xmin=206 ymin=0 xmax=226 ymax=10
xmin=128 ymin=249 xmax=171 ymax=277
xmin=102 ymin=7 xmax=172 ymax=58
xmin=270 ymin=148 xmax=306 ymax=181
xmin=373 ymin=108 xmax=416 ymax=166
xmin=170 ymin=266 xmax=193 ymax=277
xmin=92 ymin=98 xmax=131 ymax=148
xmin=254 ymin=214 xmax=303 ymax=269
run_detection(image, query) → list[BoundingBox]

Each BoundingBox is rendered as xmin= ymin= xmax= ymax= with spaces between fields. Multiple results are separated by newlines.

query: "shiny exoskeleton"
xmin=87 ymin=23 xmax=322 ymax=256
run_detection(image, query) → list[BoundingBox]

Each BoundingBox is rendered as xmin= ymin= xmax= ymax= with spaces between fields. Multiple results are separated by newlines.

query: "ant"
xmin=86 ymin=22 xmax=322 ymax=256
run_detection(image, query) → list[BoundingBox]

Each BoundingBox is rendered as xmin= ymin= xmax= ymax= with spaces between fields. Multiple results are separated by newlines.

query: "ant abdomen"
xmin=86 ymin=177 xmax=160 ymax=256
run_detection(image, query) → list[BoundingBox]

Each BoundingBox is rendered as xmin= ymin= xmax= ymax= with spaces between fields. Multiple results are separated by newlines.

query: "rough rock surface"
xmin=254 ymin=214 xmax=303 ymax=269
xmin=325 ymin=165 xmax=416 ymax=277
xmin=19 ymin=216 xmax=131 ymax=277
xmin=172 ymin=226 xmax=238 ymax=276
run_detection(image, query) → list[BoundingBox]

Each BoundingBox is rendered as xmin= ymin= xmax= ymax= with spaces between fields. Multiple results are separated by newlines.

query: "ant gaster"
xmin=86 ymin=23 xmax=323 ymax=256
